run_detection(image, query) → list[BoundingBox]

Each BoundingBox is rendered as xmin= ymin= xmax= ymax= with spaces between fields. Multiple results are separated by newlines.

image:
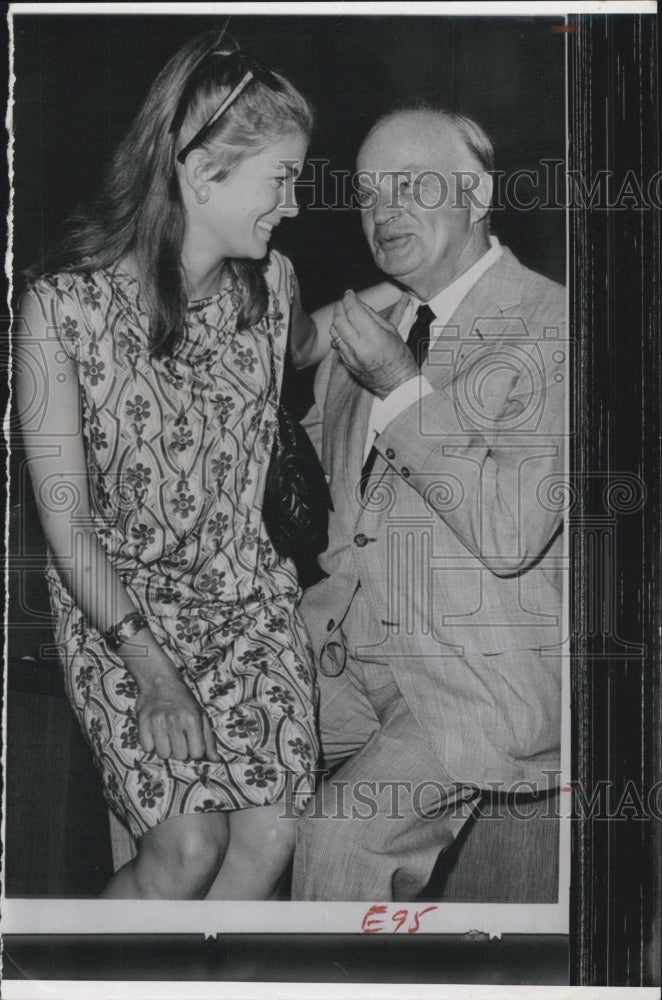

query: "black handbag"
xmin=263 ymin=402 xmax=332 ymax=561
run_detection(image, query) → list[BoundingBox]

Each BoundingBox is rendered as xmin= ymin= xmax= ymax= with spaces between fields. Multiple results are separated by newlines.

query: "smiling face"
xmin=357 ymin=112 xmax=491 ymax=301
xmin=188 ymin=130 xmax=307 ymax=264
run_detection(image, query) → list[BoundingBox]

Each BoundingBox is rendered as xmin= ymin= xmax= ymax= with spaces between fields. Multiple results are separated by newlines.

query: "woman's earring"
xmin=195 ymin=185 xmax=211 ymax=204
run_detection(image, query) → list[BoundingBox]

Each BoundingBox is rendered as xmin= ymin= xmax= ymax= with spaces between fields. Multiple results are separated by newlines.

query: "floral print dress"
xmin=26 ymin=252 xmax=319 ymax=839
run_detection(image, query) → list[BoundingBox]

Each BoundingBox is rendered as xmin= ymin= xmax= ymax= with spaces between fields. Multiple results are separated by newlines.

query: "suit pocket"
xmin=447 ymin=601 xmax=565 ymax=656
xmin=475 ymin=648 xmax=562 ymax=761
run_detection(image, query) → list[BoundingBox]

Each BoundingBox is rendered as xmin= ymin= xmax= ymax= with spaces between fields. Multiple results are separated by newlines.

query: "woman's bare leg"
xmin=101 ymin=812 xmax=229 ymax=899
xmin=205 ymin=804 xmax=297 ymax=900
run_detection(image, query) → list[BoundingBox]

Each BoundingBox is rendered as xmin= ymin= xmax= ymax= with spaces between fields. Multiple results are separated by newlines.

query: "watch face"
xmin=106 ymin=611 xmax=147 ymax=650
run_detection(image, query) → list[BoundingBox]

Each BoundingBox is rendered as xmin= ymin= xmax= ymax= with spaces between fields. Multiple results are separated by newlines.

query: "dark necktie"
xmin=405 ymin=303 xmax=435 ymax=366
xmin=360 ymin=303 xmax=435 ymax=496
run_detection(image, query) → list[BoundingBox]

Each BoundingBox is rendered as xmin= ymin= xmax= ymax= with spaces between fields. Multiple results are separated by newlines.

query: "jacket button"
xmin=385 ymin=448 xmax=395 ymax=460
xmin=327 ymin=618 xmax=335 ymax=631
xmin=354 ymin=533 xmax=368 ymax=547
xmin=401 ymin=466 xmax=411 ymax=478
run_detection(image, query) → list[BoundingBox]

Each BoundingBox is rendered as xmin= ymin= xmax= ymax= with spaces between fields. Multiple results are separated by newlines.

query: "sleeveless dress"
xmin=25 ymin=251 xmax=319 ymax=839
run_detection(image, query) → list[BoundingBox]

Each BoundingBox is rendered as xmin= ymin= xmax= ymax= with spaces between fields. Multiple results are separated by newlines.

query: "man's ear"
xmin=469 ymin=171 xmax=493 ymax=225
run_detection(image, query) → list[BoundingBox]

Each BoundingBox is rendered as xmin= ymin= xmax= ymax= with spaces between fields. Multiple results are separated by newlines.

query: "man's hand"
xmin=330 ymin=290 xmax=416 ymax=399
xmin=136 ymin=673 xmax=221 ymax=763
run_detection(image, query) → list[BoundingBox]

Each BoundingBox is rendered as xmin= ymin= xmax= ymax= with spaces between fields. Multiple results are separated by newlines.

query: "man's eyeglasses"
xmin=171 ymin=47 xmax=283 ymax=165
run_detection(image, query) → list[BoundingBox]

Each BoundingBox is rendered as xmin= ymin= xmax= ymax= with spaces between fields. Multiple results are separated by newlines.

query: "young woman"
xmin=15 ymin=29 xmax=324 ymax=901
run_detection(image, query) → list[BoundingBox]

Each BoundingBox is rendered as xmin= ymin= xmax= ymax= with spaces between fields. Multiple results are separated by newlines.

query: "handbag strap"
xmin=264 ymin=312 xmax=282 ymax=450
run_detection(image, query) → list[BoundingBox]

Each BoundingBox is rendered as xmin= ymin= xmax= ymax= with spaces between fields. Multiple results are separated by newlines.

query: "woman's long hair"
xmin=28 ymin=30 xmax=313 ymax=356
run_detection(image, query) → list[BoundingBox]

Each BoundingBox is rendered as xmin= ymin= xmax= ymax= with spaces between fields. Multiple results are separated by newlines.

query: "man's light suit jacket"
xmin=301 ymin=247 xmax=566 ymax=790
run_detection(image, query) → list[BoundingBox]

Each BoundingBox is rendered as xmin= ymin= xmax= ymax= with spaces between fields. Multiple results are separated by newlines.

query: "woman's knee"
xmin=231 ymin=805 xmax=297 ymax=861
xmin=174 ymin=821 xmax=228 ymax=876
xmin=138 ymin=813 xmax=229 ymax=892
xmin=263 ymin=814 xmax=297 ymax=857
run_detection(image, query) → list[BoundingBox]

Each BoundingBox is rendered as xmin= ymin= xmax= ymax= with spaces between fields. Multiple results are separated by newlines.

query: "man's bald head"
xmin=360 ymin=107 xmax=494 ymax=176
xmin=356 ymin=106 xmax=494 ymax=300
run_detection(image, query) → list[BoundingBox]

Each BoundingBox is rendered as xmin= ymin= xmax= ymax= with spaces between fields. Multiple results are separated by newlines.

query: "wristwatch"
xmin=104 ymin=611 xmax=148 ymax=651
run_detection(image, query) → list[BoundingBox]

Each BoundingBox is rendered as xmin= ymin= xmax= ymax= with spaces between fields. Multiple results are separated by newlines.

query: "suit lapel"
xmin=323 ymin=357 xmax=373 ymax=513
xmin=423 ymin=247 xmax=528 ymax=387
xmin=325 ymin=248 xmax=529 ymax=514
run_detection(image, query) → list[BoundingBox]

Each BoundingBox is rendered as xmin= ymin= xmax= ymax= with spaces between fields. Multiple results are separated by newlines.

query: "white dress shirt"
xmin=363 ymin=236 xmax=503 ymax=462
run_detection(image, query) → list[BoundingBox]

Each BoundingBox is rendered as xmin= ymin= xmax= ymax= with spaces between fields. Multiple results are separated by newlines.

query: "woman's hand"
xmin=135 ymin=672 xmax=221 ymax=763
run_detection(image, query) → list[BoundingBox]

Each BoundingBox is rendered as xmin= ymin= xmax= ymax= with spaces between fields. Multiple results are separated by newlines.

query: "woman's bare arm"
xmin=15 ymin=292 xmax=220 ymax=762
xmin=289 ymin=280 xmax=405 ymax=369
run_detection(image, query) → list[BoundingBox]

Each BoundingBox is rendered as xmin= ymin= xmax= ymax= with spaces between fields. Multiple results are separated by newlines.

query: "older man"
xmin=292 ymin=107 xmax=566 ymax=901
